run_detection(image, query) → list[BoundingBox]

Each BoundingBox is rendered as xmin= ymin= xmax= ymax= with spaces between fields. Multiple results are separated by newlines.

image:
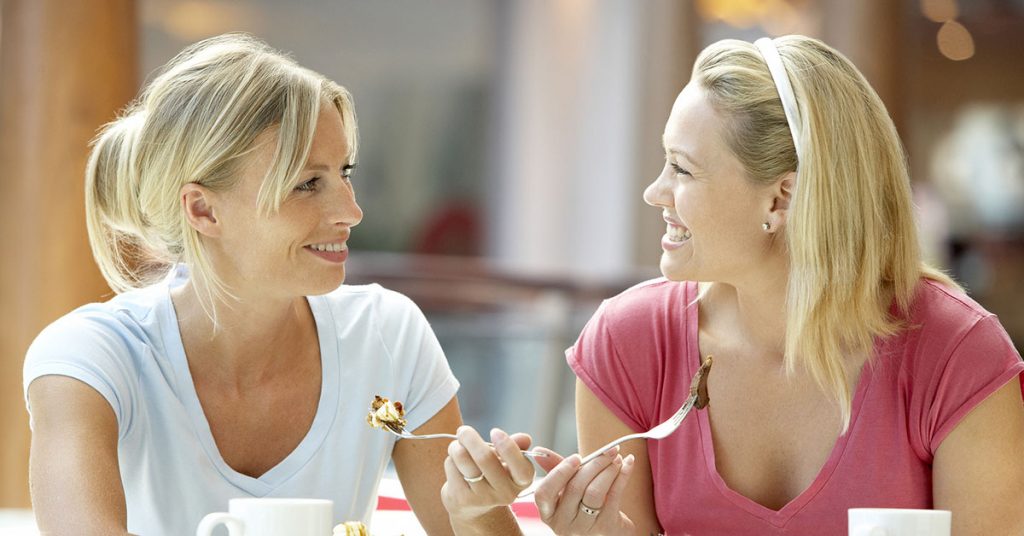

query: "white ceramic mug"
xmin=196 ymin=498 xmax=333 ymax=536
xmin=848 ymin=508 xmax=951 ymax=536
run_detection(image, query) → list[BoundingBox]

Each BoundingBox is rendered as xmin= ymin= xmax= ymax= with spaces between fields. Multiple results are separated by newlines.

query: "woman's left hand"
xmin=533 ymin=446 xmax=637 ymax=536
xmin=441 ymin=425 xmax=536 ymax=524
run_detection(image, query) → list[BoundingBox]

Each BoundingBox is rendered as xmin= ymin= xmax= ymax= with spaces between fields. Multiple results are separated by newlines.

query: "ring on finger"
xmin=463 ymin=473 xmax=485 ymax=484
xmin=580 ymin=502 xmax=601 ymax=516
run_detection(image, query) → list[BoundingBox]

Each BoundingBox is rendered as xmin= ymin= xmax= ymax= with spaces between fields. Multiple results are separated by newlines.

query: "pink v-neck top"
xmin=567 ymin=278 xmax=1024 ymax=535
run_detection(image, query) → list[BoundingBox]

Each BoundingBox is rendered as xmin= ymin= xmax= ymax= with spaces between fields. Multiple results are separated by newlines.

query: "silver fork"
xmin=516 ymin=356 xmax=713 ymax=498
xmin=383 ymin=427 xmax=548 ymax=459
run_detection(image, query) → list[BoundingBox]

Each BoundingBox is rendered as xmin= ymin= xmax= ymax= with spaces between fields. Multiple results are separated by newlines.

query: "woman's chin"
xmin=659 ymin=256 xmax=696 ymax=282
xmin=304 ymin=268 xmax=347 ymax=295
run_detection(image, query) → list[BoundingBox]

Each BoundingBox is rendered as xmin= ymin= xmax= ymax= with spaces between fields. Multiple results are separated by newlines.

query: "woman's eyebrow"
xmin=304 ymin=162 xmax=351 ymax=172
xmin=665 ymin=146 xmax=702 ymax=168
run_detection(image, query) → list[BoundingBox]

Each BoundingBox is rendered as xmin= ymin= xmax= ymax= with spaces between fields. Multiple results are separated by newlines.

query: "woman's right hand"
xmin=533 ymin=446 xmax=637 ymax=536
xmin=441 ymin=425 xmax=536 ymax=524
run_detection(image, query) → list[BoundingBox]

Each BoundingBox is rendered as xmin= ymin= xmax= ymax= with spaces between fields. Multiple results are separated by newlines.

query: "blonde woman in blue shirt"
xmin=23 ymin=34 xmax=527 ymax=536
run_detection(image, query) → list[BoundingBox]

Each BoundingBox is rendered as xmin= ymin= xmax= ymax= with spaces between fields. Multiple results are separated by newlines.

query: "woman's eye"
xmin=342 ymin=164 xmax=356 ymax=182
xmin=295 ymin=177 xmax=320 ymax=192
xmin=670 ymin=163 xmax=691 ymax=176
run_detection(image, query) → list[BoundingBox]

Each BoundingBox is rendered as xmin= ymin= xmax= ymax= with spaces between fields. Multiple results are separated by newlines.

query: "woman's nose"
xmin=331 ymin=181 xmax=363 ymax=228
xmin=643 ymin=173 xmax=668 ymax=208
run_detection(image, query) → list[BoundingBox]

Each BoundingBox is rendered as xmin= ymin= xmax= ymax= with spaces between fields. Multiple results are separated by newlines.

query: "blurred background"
xmin=2 ymin=0 xmax=1023 ymax=510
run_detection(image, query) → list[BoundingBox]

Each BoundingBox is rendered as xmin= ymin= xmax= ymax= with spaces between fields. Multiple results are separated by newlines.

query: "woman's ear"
xmin=180 ymin=183 xmax=221 ymax=237
xmin=765 ymin=171 xmax=795 ymax=232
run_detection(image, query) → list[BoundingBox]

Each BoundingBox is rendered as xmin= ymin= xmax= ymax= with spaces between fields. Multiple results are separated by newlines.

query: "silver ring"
xmin=463 ymin=473 xmax=485 ymax=483
xmin=580 ymin=503 xmax=601 ymax=516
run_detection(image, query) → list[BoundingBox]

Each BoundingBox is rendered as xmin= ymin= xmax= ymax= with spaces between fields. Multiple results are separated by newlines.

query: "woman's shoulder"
xmin=315 ymin=283 xmax=429 ymax=339
xmin=31 ymin=284 xmax=167 ymax=352
xmin=891 ymin=278 xmax=1018 ymax=374
xmin=319 ymin=282 xmax=421 ymax=315
xmin=907 ymin=278 xmax=993 ymax=334
xmin=595 ymin=277 xmax=693 ymax=326
xmin=24 ymin=285 xmax=168 ymax=418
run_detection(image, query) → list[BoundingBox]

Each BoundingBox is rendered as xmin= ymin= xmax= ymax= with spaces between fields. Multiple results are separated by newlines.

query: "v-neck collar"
xmin=685 ymin=281 xmax=874 ymax=528
xmin=159 ymin=274 xmax=340 ymax=496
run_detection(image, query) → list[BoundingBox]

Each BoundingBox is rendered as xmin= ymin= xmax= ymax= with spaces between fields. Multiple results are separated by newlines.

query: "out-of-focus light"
xmin=162 ymin=1 xmax=263 ymax=41
xmin=761 ymin=1 xmax=807 ymax=36
xmin=697 ymin=0 xmax=772 ymax=29
xmin=937 ymin=20 xmax=975 ymax=61
xmin=920 ymin=0 xmax=959 ymax=23
xmin=696 ymin=0 xmax=815 ymax=34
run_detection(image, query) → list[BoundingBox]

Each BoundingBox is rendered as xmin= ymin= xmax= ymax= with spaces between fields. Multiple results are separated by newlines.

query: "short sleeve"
xmin=375 ymin=290 xmax=460 ymax=433
xmin=567 ymin=300 xmax=658 ymax=433
xmin=923 ymin=314 xmax=1024 ymax=455
xmin=23 ymin=311 xmax=139 ymax=439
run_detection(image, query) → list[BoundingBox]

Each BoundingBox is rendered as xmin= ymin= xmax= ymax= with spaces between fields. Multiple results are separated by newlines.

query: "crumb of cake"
xmin=366 ymin=395 xmax=407 ymax=433
xmin=333 ymin=521 xmax=369 ymax=536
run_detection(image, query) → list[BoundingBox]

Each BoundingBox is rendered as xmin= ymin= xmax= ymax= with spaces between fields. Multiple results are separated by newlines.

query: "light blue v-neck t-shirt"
xmin=23 ymin=268 xmax=459 ymax=535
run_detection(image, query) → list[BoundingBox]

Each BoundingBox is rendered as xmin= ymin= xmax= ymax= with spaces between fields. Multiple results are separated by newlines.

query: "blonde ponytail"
xmin=85 ymin=109 xmax=173 ymax=293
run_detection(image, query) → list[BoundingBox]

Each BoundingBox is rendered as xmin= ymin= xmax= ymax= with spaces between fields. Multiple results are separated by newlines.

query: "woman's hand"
xmin=441 ymin=425 xmax=536 ymax=525
xmin=533 ymin=446 xmax=637 ymax=536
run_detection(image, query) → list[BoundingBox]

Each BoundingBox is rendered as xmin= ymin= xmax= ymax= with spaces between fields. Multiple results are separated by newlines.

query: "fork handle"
xmin=579 ymin=434 xmax=643 ymax=466
xmin=516 ymin=436 xmax=641 ymax=500
xmin=398 ymin=432 xmax=548 ymax=458
xmin=404 ymin=432 xmax=459 ymax=440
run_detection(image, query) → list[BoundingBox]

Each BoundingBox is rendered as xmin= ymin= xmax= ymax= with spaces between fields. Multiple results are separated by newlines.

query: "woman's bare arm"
xmin=575 ymin=379 xmax=661 ymax=535
xmin=28 ymin=375 xmax=133 ymax=536
xmin=933 ymin=378 xmax=1024 ymax=535
xmin=392 ymin=396 xmax=465 ymax=536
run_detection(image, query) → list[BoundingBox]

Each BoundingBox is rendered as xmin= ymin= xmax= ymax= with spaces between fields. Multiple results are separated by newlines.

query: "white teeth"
xmin=310 ymin=242 xmax=347 ymax=252
xmin=666 ymin=224 xmax=691 ymax=243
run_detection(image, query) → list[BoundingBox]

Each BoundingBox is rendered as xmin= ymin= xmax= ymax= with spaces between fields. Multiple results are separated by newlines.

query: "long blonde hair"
xmin=692 ymin=35 xmax=958 ymax=430
xmin=85 ymin=33 xmax=358 ymax=322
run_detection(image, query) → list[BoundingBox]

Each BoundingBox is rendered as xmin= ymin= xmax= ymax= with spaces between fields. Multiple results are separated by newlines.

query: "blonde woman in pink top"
xmin=440 ymin=35 xmax=1024 ymax=535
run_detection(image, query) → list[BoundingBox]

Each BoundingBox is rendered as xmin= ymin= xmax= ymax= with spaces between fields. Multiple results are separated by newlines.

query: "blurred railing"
xmin=345 ymin=252 xmax=656 ymax=454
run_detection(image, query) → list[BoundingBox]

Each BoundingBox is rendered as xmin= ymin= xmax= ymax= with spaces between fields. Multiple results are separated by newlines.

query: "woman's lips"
xmin=305 ymin=245 xmax=348 ymax=263
xmin=662 ymin=221 xmax=691 ymax=251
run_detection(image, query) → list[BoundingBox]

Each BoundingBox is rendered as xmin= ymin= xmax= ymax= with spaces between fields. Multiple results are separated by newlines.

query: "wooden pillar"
xmin=0 ymin=0 xmax=137 ymax=508
xmin=821 ymin=0 xmax=905 ymax=129
xmin=632 ymin=0 xmax=701 ymax=269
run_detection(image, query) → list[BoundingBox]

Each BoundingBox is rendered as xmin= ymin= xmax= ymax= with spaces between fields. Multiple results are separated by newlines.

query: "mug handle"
xmin=196 ymin=512 xmax=244 ymax=536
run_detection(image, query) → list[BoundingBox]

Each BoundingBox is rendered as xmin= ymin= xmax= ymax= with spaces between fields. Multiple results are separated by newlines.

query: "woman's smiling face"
xmin=207 ymin=103 xmax=363 ymax=299
xmin=643 ymin=82 xmax=776 ymax=285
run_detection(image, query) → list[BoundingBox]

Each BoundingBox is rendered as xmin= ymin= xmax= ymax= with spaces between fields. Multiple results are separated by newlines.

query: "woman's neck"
xmin=170 ymin=281 xmax=317 ymax=390
xmin=702 ymin=256 xmax=790 ymax=362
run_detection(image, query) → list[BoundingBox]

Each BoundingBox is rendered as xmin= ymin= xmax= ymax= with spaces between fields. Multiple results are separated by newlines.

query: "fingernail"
xmin=567 ymin=454 xmax=582 ymax=467
xmin=624 ymin=454 xmax=635 ymax=466
xmin=613 ymin=455 xmax=623 ymax=466
xmin=604 ymin=445 xmax=620 ymax=457
xmin=491 ymin=428 xmax=508 ymax=443
xmin=539 ymin=504 xmax=552 ymax=519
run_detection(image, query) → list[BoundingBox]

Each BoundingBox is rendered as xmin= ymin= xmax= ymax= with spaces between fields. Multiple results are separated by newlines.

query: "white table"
xmin=372 ymin=510 xmax=553 ymax=536
xmin=0 ymin=482 xmax=555 ymax=536
xmin=0 ymin=509 xmax=37 ymax=535
xmin=372 ymin=478 xmax=554 ymax=536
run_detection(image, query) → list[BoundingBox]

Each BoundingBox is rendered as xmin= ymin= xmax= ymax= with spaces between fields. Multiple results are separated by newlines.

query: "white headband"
xmin=754 ymin=37 xmax=802 ymax=162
